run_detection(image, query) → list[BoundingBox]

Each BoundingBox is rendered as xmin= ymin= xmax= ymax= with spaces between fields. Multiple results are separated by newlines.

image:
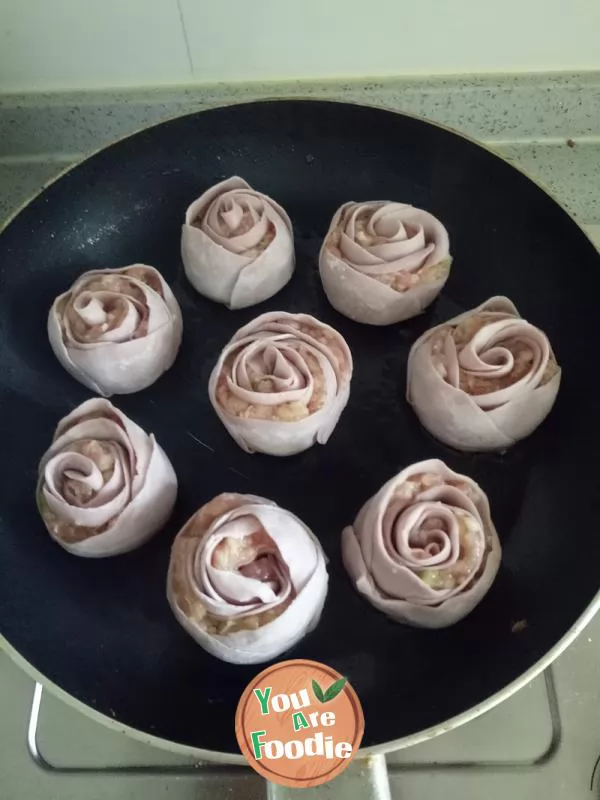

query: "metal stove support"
xmin=26 ymin=668 xmax=562 ymax=797
xmin=389 ymin=668 xmax=562 ymax=773
xmin=27 ymin=682 xmax=246 ymax=779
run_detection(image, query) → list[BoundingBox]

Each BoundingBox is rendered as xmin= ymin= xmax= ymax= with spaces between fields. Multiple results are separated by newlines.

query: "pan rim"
xmin=1 ymin=96 xmax=598 ymax=760
xmin=1 ymin=96 xmax=598 ymax=253
xmin=3 ymin=591 xmax=598 ymax=761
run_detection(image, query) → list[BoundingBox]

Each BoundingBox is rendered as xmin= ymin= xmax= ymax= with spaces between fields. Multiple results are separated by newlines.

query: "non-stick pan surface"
xmin=1 ymin=100 xmax=599 ymax=755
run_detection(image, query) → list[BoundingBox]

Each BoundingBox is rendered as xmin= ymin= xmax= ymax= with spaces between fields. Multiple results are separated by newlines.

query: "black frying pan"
xmin=1 ymin=100 xmax=599 ymax=757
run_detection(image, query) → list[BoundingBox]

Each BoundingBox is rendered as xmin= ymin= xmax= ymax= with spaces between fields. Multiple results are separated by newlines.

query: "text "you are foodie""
xmin=250 ymin=679 xmax=352 ymax=761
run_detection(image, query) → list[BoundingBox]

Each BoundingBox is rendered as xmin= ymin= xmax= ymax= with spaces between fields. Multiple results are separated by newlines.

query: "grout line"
xmin=175 ymin=0 xmax=194 ymax=79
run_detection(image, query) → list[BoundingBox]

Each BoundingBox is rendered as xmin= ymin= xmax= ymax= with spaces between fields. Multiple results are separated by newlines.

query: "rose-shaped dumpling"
xmin=48 ymin=264 xmax=182 ymax=396
xmin=319 ymin=200 xmax=451 ymax=325
xmin=36 ymin=398 xmax=177 ymax=557
xmin=342 ymin=459 xmax=501 ymax=628
xmin=181 ymin=176 xmax=295 ymax=309
xmin=208 ymin=311 xmax=353 ymax=456
xmin=407 ymin=296 xmax=561 ymax=451
xmin=167 ymin=493 xmax=328 ymax=664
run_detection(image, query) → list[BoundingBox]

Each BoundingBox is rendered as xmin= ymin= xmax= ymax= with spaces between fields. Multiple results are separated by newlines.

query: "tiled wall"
xmin=1 ymin=0 xmax=600 ymax=92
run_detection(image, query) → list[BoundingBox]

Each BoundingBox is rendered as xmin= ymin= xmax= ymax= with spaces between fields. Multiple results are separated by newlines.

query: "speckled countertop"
xmin=0 ymin=71 xmax=599 ymax=237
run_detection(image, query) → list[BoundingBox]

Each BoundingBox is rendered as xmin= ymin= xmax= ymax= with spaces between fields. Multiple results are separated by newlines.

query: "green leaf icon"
xmin=312 ymin=679 xmax=325 ymax=703
xmin=323 ymin=677 xmax=347 ymax=702
xmin=312 ymin=677 xmax=347 ymax=703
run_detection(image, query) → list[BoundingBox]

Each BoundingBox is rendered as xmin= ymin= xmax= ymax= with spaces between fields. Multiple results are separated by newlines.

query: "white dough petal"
xmin=167 ymin=493 xmax=328 ymax=664
xmin=181 ymin=176 xmax=295 ymax=309
xmin=208 ymin=311 xmax=353 ymax=456
xmin=342 ymin=459 xmax=501 ymax=628
xmin=36 ymin=399 xmax=177 ymax=557
xmin=406 ymin=296 xmax=561 ymax=451
xmin=48 ymin=265 xmax=182 ymax=396
xmin=319 ymin=200 xmax=451 ymax=325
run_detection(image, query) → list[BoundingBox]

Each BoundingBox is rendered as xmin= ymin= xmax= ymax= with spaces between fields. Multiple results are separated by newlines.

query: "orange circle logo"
xmin=235 ymin=659 xmax=364 ymax=788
